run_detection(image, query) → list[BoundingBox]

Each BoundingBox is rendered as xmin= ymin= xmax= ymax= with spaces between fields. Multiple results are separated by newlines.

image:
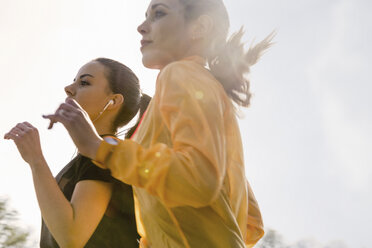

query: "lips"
xmin=140 ymin=39 xmax=153 ymax=49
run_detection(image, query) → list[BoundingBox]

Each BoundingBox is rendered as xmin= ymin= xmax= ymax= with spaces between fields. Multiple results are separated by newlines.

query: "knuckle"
xmin=61 ymin=103 xmax=69 ymax=109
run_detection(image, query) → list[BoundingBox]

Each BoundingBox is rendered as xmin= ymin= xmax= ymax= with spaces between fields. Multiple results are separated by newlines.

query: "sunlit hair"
xmin=179 ymin=0 xmax=274 ymax=107
xmin=94 ymin=58 xmax=151 ymax=136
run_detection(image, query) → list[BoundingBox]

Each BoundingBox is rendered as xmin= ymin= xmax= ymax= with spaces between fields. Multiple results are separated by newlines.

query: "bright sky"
xmin=0 ymin=0 xmax=371 ymax=247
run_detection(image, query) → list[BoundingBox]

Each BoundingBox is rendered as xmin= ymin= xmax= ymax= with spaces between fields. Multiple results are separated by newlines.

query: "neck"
xmin=93 ymin=117 xmax=115 ymax=136
xmin=183 ymin=40 xmax=208 ymax=59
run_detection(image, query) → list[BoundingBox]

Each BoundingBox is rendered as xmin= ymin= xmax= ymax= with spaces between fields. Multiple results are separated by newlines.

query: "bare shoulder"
xmin=72 ymin=180 xmax=113 ymax=203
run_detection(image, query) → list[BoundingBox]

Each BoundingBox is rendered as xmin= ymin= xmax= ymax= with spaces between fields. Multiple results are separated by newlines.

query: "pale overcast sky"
xmin=0 ymin=1 xmax=371 ymax=247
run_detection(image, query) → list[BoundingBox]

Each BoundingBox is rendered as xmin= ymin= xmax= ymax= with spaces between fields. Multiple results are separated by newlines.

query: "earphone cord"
xmin=92 ymin=110 xmax=104 ymax=123
xmin=115 ymin=127 xmax=131 ymax=138
xmin=92 ymin=100 xmax=113 ymax=123
xmin=70 ymin=147 xmax=78 ymax=161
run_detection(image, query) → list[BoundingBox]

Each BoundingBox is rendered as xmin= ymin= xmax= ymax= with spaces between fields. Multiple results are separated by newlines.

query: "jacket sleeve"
xmin=245 ymin=181 xmax=264 ymax=247
xmin=94 ymin=62 xmax=227 ymax=208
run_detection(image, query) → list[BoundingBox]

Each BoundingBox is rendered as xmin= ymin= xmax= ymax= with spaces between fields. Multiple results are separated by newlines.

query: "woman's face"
xmin=64 ymin=61 xmax=112 ymax=121
xmin=138 ymin=0 xmax=193 ymax=69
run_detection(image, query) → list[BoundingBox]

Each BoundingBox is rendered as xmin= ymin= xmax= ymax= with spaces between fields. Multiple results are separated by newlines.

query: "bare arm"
xmin=4 ymin=122 xmax=112 ymax=248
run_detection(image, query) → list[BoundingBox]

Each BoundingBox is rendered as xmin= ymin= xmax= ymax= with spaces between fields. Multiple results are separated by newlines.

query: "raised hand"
xmin=4 ymin=122 xmax=45 ymax=166
xmin=42 ymin=98 xmax=102 ymax=159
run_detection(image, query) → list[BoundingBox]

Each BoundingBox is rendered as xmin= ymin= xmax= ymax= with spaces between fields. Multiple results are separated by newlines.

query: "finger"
xmin=43 ymin=101 xmax=80 ymax=129
xmin=48 ymin=121 xmax=54 ymax=130
xmin=42 ymin=114 xmax=58 ymax=129
xmin=59 ymin=102 xmax=84 ymax=116
xmin=16 ymin=123 xmax=31 ymax=132
xmin=4 ymin=132 xmax=18 ymax=141
xmin=43 ymin=102 xmax=68 ymax=119
xmin=51 ymin=104 xmax=73 ymax=119
xmin=56 ymin=106 xmax=74 ymax=120
xmin=46 ymin=105 xmax=67 ymax=129
xmin=43 ymin=104 xmax=63 ymax=129
xmin=4 ymin=126 xmax=16 ymax=139
xmin=22 ymin=122 xmax=38 ymax=135
xmin=55 ymin=106 xmax=67 ymax=116
xmin=48 ymin=119 xmax=55 ymax=129
xmin=23 ymin=122 xmax=35 ymax=129
xmin=59 ymin=103 xmax=87 ymax=121
xmin=4 ymin=132 xmax=12 ymax=139
xmin=4 ymin=129 xmax=22 ymax=141
xmin=43 ymin=113 xmax=71 ymax=130
xmin=12 ymin=126 xmax=25 ymax=136
xmin=57 ymin=109 xmax=67 ymax=117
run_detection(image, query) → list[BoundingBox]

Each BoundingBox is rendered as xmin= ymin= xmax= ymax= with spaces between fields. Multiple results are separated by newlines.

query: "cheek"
xmin=142 ymin=25 xmax=188 ymax=68
xmin=158 ymin=22 xmax=186 ymax=46
xmin=74 ymin=92 xmax=102 ymax=114
xmin=75 ymin=97 xmax=93 ymax=113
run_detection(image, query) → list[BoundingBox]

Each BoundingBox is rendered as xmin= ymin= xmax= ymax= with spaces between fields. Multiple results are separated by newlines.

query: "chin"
xmin=141 ymin=50 xmax=173 ymax=70
xmin=142 ymin=56 xmax=160 ymax=69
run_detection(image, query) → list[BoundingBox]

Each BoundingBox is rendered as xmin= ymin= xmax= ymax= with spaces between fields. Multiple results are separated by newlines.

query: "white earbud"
xmin=92 ymin=99 xmax=114 ymax=122
xmin=101 ymin=100 xmax=114 ymax=113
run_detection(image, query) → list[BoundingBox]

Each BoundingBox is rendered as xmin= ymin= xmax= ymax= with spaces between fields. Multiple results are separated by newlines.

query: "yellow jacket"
xmin=94 ymin=56 xmax=264 ymax=247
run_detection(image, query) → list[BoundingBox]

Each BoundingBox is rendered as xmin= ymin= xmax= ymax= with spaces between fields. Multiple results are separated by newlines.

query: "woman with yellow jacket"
xmin=44 ymin=0 xmax=273 ymax=247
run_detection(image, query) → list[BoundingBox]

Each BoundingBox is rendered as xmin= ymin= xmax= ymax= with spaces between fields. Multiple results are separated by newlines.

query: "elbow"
xmin=191 ymin=155 xmax=224 ymax=207
xmin=187 ymin=171 xmax=223 ymax=207
xmin=198 ymin=183 xmax=220 ymax=206
xmin=193 ymin=166 xmax=223 ymax=207
xmin=185 ymin=181 xmax=221 ymax=208
xmin=161 ymin=180 xmax=220 ymax=208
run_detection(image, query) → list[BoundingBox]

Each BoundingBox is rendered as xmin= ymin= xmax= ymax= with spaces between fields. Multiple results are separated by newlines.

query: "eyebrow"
xmin=73 ymin=74 xmax=94 ymax=81
xmin=145 ymin=3 xmax=170 ymax=17
xmin=152 ymin=3 xmax=169 ymax=10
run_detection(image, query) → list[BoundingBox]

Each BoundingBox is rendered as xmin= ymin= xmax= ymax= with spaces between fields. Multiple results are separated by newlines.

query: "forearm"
xmin=95 ymin=139 xmax=221 ymax=208
xmin=30 ymin=159 xmax=78 ymax=247
xmin=4 ymin=121 xmax=98 ymax=247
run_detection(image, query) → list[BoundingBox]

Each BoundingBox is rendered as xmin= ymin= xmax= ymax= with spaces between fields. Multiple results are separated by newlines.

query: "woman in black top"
xmin=5 ymin=58 xmax=150 ymax=247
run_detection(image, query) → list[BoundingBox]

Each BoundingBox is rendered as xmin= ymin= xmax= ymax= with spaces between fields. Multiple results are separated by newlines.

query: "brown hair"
xmin=179 ymin=0 xmax=274 ymax=107
xmin=94 ymin=58 xmax=151 ymax=136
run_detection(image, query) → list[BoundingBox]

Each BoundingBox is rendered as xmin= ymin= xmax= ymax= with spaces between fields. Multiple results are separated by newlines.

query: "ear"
xmin=190 ymin=15 xmax=214 ymax=40
xmin=109 ymin=94 xmax=124 ymax=110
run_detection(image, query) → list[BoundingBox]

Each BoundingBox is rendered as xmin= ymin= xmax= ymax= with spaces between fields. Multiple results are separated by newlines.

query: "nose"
xmin=64 ymin=83 xmax=75 ymax=97
xmin=137 ymin=19 xmax=150 ymax=35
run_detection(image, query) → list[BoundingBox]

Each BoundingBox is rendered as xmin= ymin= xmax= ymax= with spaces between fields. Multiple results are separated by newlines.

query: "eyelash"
xmin=80 ymin=80 xmax=90 ymax=86
xmin=154 ymin=10 xmax=166 ymax=19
